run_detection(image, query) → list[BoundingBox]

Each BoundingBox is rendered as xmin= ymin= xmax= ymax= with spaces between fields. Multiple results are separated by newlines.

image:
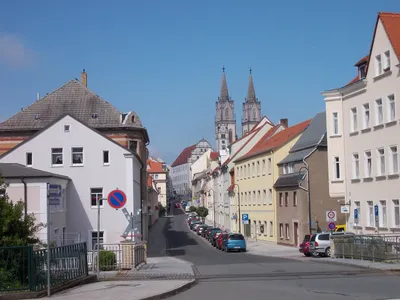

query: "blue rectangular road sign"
xmin=48 ymin=184 xmax=61 ymax=206
xmin=374 ymin=204 xmax=379 ymax=217
xmin=354 ymin=208 xmax=358 ymax=221
xmin=242 ymin=214 xmax=249 ymax=221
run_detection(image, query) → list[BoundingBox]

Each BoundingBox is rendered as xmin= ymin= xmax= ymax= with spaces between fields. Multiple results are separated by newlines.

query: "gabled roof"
xmin=235 ymin=119 xmax=311 ymax=163
xmin=366 ymin=12 xmax=400 ymax=77
xmin=278 ymin=112 xmax=326 ymax=165
xmin=171 ymin=144 xmax=196 ymax=167
xmin=230 ymin=116 xmax=273 ymax=146
xmin=0 ymin=163 xmax=70 ymax=180
xmin=0 ymin=79 xmax=149 ymax=141
xmin=147 ymin=159 xmax=166 ymax=173
xmin=0 ymin=114 xmax=142 ymax=167
xmin=223 ymin=122 xmax=279 ymax=166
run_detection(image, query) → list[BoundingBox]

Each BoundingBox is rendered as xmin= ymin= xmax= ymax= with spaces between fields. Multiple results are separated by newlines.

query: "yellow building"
xmin=233 ymin=119 xmax=311 ymax=242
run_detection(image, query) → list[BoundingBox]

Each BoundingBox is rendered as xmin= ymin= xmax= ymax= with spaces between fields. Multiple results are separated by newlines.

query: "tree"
xmin=0 ymin=176 xmax=40 ymax=246
xmin=196 ymin=207 xmax=208 ymax=222
xmin=189 ymin=206 xmax=197 ymax=212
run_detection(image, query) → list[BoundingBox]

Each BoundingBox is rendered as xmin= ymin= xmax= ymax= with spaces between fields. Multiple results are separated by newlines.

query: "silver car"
xmin=309 ymin=232 xmax=354 ymax=257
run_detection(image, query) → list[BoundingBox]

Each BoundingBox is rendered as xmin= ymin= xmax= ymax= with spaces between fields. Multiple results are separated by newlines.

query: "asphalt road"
xmin=149 ymin=206 xmax=400 ymax=300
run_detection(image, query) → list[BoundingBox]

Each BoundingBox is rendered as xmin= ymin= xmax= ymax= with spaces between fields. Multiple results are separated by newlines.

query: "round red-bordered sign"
xmin=328 ymin=222 xmax=336 ymax=230
xmin=107 ymin=189 xmax=127 ymax=209
xmin=327 ymin=210 xmax=336 ymax=219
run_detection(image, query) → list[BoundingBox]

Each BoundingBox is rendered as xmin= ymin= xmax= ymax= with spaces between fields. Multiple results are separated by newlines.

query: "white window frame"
xmin=333 ymin=156 xmax=341 ymax=180
xmin=387 ymin=94 xmax=396 ymax=122
xmin=389 ymin=145 xmax=399 ymax=175
xmin=252 ymin=162 xmax=255 ymax=177
xmin=364 ymin=151 xmax=372 ymax=178
xmin=51 ymin=148 xmax=63 ymax=166
xmin=256 ymin=161 xmax=260 ymax=176
xmin=279 ymin=223 xmax=283 ymax=238
xmin=267 ymin=158 xmax=272 ymax=174
xmin=352 ymin=153 xmax=360 ymax=179
xmin=350 ymin=107 xmax=358 ymax=132
xmin=285 ymin=224 xmax=290 ymax=239
xmin=380 ymin=200 xmax=387 ymax=227
xmin=332 ymin=112 xmax=339 ymax=135
xmin=263 ymin=189 xmax=267 ymax=205
xmin=367 ymin=201 xmax=374 ymax=226
xmin=375 ymin=54 xmax=382 ymax=76
xmin=354 ymin=201 xmax=361 ymax=224
xmin=270 ymin=221 xmax=273 ymax=236
xmin=384 ymin=50 xmax=391 ymax=71
xmin=376 ymin=148 xmax=386 ymax=176
xmin=293 ymin=191 xmax=297 ymax=206
xmin=393 ymin=199 xmax=400 ymax=227
xmin=91 ymin=231 xmax=104 ymax=251
xmin=262 ymin=160 xmax=266 ymax=175
xmin=375 ymin=99 xmax=383 ymax=125
xmin=71 ymin=147 xmax=84 ymax=166
xmin=257 ymin=190 xmax=261 ymax=205
xmin=363 ymin=103 xmax=370 ymax=129
xmin=90 ymin=187 xmax=104 ymax=207
xmin=268 ymin=189 xmax=272 ymax=205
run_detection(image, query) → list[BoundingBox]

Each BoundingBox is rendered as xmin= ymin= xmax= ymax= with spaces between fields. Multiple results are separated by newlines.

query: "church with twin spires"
xmin=215 ymin=67 xmax=262 ymax=152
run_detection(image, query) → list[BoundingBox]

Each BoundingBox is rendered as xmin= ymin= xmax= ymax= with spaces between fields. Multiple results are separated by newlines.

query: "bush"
xmin=98 ymin=251 xmax=116 ymax=271
xmin=196 ymin=207 xmax=208 ymax=218
xmin=158 ymin=204 xmax=166 ymax=217
xmin=189 ymin=206 xmax=197 ymax=212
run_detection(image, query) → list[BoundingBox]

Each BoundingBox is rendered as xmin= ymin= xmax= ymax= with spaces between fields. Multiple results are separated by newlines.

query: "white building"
xmin=0 ymin=114 xmax=143 ymax=249
xmin=171 ymin=139 xmax=212 ymax=197
xmin=322 ymin=12 xmax=400 ymax=234
xmin=0 ymin=163 xmax=70 ymax=245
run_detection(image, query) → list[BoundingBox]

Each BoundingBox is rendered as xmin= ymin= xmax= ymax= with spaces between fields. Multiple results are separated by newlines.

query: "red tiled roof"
xmin=235 ymin=119 xmax=311 ymax=163
xmin=222 ymin=122 xmax=279 ymax=167
xmin=379 ymin=12 xmax=400 ymax=60
xmin=230 ymin=117 xmax=274 ymax=146
xmin=354 ymin=55 xmax=369 ymax=67
xmin=171 ymin=144 xmax=196 ymax=167
xmin=210 ymin=151 xmax=219 ymax=160
xmin=147 ymin=159 xmax=166 ymax=173
xmin=147 ymin=175 xmax=153 ymax=188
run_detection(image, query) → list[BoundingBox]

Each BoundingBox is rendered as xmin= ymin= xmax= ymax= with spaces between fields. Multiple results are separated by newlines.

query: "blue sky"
xmin=0 ymin=0 xmax=398 ymax=164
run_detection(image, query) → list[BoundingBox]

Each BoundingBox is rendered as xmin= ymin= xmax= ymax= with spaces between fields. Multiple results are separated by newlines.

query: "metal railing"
xmin=0 ymin=242 xmax=88 ymax=293
xmin=89 ymin=242 xmax=147 ymax=273
xmin=331 ymin=234 xmax=400 ymax=263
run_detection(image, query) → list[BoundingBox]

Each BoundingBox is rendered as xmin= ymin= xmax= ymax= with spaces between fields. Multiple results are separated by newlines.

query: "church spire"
xmin=246 ymin=67 xmax=256 ymax=102
xmin=219 ymin=66 xmax=229 ymax=101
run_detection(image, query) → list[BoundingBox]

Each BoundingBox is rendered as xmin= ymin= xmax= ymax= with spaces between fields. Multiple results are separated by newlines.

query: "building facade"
xmin=322 ymin=12 xmax=400 ymax=234
xmin=147 ymin=157 xmax=168 ymax=207
xmin=0 ymin=115 xmax=143 ymax=249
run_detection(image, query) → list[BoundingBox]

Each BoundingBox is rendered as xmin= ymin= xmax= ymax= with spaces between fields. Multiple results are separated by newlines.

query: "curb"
xmin=305 ymin=257 xmax=400 ymax=271
xmin=139 ymin=279 xmax=197 ymax=300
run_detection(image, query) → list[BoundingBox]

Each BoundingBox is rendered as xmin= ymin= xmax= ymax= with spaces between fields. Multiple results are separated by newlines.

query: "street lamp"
xmin=298 ymin=166 xmax=312 ymax=235
xmin=228 ymin=183 xmax=241 ymax=234
xmin=207 ymin=189 xmax=216 ymax=227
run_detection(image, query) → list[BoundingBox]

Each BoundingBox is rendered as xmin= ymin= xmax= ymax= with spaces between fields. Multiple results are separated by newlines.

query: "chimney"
xmin=280 ymin=118 xmax=288 ymax=128
xmin=81 ymin=69 xmax=87 ymax=87
xmin=36 ymin=93 xmax=40 ymax=100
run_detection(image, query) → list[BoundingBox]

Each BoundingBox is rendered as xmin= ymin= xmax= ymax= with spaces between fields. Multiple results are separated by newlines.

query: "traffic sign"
xmin=48 ymin=184 xmax=61 ymax=197
xmin=47 ymin=184 xmax=61 ymax=206
xmin=340 ymin=205 xmax=350 ymax=214
xmin=107 ymin=189 xmax=127 ymax=209
xmin=326 ymin=210 xmax=337 ymax=222
xmin=328 ymin=222 xmax=336 ymax=230
xmin=354 ymin=208 xmax=359 ymax=223
xmin=374 ymin=204 xmax=379 ymax=225
xmin=242 ymin=214 xmax=249 ymax=221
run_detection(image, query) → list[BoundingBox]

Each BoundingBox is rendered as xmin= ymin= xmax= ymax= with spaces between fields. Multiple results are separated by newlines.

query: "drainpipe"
xmin=303 ymin=148 xmax=317 ymax=234
xmin=21 ymin=177 xmax=27 ymax=219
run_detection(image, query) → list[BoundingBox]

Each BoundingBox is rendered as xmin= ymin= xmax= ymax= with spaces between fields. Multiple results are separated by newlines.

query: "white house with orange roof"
xmin=147 ymin=157 xmax=168 ymax=207
xmin=322 ymin=12 xmax=400 ymax=234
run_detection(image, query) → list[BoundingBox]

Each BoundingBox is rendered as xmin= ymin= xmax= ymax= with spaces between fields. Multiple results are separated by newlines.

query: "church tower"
xmin=241 ymin=68 xmax=261 ymax=136
xmin=215 ymin=67 xmax=237 ymax=152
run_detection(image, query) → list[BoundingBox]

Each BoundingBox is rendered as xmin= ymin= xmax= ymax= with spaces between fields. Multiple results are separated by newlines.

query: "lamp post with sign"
xmin=375 ymin=204 xmax=379 ymax=234
xmin=206 ymin=189 xmax=216 ymax=227
xmin=298 ymin=166 xmax=312 ymax=235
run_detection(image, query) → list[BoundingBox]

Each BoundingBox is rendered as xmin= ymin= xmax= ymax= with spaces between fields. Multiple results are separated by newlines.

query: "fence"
xmin=331 ymin=234 xmax=400 ymax=263
xmin=88 ymin=242 xmax=147 ymax=272
xmin=0 ymin=243 xmax=88 ymax=293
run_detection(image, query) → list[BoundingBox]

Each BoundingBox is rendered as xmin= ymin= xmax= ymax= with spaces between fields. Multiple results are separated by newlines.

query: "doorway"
xmin=293 ymin=222 xmax=299 ymax=246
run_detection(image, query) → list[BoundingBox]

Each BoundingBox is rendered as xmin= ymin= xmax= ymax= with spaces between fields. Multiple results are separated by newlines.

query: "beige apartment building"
xmin=322 ymin=12 xmax=400 ymax=234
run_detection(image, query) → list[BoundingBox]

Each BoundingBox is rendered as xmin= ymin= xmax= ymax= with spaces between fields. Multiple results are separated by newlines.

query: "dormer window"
xmin=91 ymin=113 xmax=98 ymax=119
xmin=359 ymin=64 xmax=366 ymax=79
xmin=34 ymin=114 xmax=40 ymax=120
xmin=131 ymin=115 xmax=135 ymax=123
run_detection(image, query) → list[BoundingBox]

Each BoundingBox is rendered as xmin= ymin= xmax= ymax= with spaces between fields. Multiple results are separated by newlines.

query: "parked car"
xmin=208 ymin=229 xmax=222 ymax=243
xmin=221 ymin=233 xmax=246 ymax=252
xmin=216 ymin=233 xmax=228 ymax=250
xmin=175 ymin=203 xmax=181 ymax=208
xmin=205 ymin=228 xmax=220 ymax=240
xmin=309 ymin=232 xmax=354 ymax=257
xmin=211 ymin=232 xmax=223 ymax=247
xmin=189 ymin=220 xmax=202 ymax=230
xmin=197 ymin=225 xmax=208 ymax=235
xmin=299 ymin=234 xmax=312 ymax=256
xmin=193 ymin=223 xmax=202 ymax=231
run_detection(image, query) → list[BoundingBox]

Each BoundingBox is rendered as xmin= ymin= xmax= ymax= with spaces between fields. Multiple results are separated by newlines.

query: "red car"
xmin=299 ymin=234 xmax=311 ymax=256
xmin=216 ymin=233 xmax=228 ymax=250
xmin=175 ymin=203 xmax=181 ymax=208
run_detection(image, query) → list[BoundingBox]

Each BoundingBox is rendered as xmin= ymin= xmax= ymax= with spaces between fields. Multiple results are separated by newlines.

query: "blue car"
xmin=222 ymin=233 xmax=246 ymax=252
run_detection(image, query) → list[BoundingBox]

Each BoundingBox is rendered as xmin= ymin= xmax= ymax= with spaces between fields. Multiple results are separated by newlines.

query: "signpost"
xmin=326 ymin=210 xmax=337 ymax=222
xmin=46 ymin=184 xmax=62 ymax=297
xmin=242 ymin=213 xmax=249 ymax=225
xmin=121 ymin=207 xmax=137 ymax=240
xmin=375 ymin=204 xmax=379 ymax=229
xmin=354 ymin=208 xmax=359 ymax=224
xmin=107 ymin=189 xmax=127 ymax=209
xmin=340 ymin=205 xmax=350 ymax=214
xmin=328 ymin=222 xmax=336 ymax=231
